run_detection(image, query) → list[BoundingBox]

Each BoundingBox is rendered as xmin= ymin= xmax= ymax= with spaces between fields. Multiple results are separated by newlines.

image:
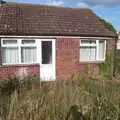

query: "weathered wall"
xmin=56 ymin=37 xmax=116 ymax=79
xmin=0 ymin=37 xmax=116 ymax=81
xmin=0 ymin=64 xmax=40 ymax=81
xmin=56 ymin=38 xmax=80 ymax=79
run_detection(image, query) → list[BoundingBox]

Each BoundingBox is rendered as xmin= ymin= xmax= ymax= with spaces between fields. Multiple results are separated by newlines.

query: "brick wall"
xmin=0 ymin=37 xmax=116 ymax=81
xmin=107 ymin=38 xmax=116 ymax=52
xmin=56 ymin=38 xmax=80 ymax=79
xmin=0 ymin=65 xmax=40 ymax=81
xmin=56 ymin=37 xmax=116 ymax=79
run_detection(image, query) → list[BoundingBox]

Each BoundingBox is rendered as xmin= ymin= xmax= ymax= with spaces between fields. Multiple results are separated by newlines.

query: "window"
xmin=117 ymin=40 xmax=120 ymax=50
xmin=80 ymin=40 xmax=106 ymax=62
xmin=42 ymin=41 xmax=52 ymax=64
xmin=1 ymin=39 xmax=37 ymax=64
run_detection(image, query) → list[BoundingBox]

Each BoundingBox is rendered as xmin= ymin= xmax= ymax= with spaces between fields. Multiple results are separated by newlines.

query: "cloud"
xmin=46 ymin=0 xmax=64 ymax=6
xmin=77 ymin=0 xmax=120 ymax=8
xmin=77 ymin=2 xmax=89 ymax=8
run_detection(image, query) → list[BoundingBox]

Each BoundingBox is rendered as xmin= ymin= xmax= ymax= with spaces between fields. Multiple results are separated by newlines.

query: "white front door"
xmin=40 ymin=39 xmax=56 ymax=81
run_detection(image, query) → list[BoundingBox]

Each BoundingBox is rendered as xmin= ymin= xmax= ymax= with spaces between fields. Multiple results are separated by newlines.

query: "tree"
xmin=98 ymin=17 xmax=117 ymax=33
xmin=0 ymin=0 xmax=6 ymax=5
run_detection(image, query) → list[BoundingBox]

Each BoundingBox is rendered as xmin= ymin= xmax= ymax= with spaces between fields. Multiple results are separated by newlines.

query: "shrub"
xmin=0 ymin=75 xmax=40 ymax=96
xmin=98 ymin=51 xmax=114 ymax=80
xmin=0 ymin=77 xmax=20 ymax=95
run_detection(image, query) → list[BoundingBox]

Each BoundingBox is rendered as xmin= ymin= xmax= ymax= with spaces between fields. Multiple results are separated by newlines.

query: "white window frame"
xmin=117 ymin=40 xmax=120 ymax=50
xmin=1 ymin=38 xmax=39 ymax=65
xmin=80 ymin=39 xmax=106 ymax=62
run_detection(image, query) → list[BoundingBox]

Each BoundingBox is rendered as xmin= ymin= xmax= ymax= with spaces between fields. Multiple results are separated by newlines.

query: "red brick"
xmin=0 ymin=37 xmax=116 ymax=81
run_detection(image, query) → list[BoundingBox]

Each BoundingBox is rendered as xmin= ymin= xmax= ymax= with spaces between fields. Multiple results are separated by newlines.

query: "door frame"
xmin=37 ymin=39 xmax=56 ymax=81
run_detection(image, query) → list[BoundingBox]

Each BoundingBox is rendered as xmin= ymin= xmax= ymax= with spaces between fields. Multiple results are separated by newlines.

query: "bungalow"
xmin=0 ymin=3 xmax=117 ymax=81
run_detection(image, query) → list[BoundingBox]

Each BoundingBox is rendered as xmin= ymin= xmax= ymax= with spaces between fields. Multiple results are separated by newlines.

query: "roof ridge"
xmin=0 ymin=2 xmax=117 ymax=37
xmin=4 ymin=1 xmax=91 ymax=10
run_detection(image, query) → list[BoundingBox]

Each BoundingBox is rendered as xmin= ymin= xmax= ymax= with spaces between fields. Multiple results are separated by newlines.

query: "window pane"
xmin=80 ymin=47 xmax=90 ymax=61
xmin=42 ymin=41 xmax=52 ymax=64
xmin=2 ymin=47 xmax=19 ymax=64
xmin=81 ymin=40 xmax=96 ymax=44
xmin=3 ymin=40 xmax=17 ymax=45
xmin=99 ymin=41 xmax=105 ymax=60
xmin=21 ymin=47 xmax=37 ymax=63
xmin=80 ymin=47 xmax=96 ymax=61
xmin=117 ymin=40 xmax=120 ymax=49
xmin=22 ymin=40 xmax=35 ymax=44
xmin=90 ymin=47 xmax=96 ymax=60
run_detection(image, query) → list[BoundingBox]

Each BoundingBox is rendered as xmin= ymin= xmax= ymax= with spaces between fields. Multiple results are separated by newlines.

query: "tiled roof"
xmin=0 ymin=3 xmax=117 ymax=37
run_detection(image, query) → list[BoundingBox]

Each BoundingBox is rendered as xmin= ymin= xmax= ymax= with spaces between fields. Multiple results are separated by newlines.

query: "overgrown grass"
xmin=0 ymin=74 xmax=120 ymax=120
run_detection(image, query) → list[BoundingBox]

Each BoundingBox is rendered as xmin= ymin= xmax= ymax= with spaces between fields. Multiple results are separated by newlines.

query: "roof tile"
xmin=0 ymin=3 xmax=117 ymax=37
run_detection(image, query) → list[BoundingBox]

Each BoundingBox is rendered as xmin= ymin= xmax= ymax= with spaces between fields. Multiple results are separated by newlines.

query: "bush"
xmin=0 ymin=75 xmax=40 ymax=96
xmin=0 ymin=77 xmax=20 ymax=95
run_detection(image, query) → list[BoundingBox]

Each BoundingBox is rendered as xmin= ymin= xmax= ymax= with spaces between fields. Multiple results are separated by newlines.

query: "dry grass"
xmin=0 ymin=74 xmax=120 ymax=120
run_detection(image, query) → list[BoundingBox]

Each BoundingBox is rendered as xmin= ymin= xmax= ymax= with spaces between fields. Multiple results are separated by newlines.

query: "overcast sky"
xmin=6 ymin=0 xmax=120 ymax=31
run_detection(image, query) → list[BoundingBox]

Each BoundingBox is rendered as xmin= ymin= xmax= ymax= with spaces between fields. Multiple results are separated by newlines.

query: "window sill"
xmin=0 ymin=63 xmax=40 ymax=67
xmin=79 ymin=60 xmax=105 ymax=64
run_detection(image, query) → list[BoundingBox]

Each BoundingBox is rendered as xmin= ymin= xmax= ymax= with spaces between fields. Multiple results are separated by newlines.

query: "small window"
xmin=21 ymin=47 xmax=37 ymax=63
xmin=1 ymin=39 xmax=37 ymax=65
xmin=3 ymin=40 xmax=17 ymax=45
xmin=80 ymin=40 xmax=106 ymax=62
xmin=22 ymin=40 xmax=36 ymax=44
xmin=99 ymin=40 xmax=105 ymax=60
xmin=81 ymin=40 xmax=96 ymax=45
xmin=2 ymin=47 xmax=19 ymax=64
xmin=117 ymin=40 xmax=120 ymax=50
xmin=80 ymin=46 xmax=96 ymax=61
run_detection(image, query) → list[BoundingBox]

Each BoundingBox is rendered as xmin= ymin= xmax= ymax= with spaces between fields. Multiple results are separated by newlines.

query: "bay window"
xmin=80 ymin=40 xmax=106 ymax=62
xmin=1 ymin=39 xmax=37 ymax=65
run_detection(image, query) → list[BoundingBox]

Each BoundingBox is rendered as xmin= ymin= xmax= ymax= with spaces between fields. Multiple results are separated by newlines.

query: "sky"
xmin=5 ymin=0 xmax=120 ymax=31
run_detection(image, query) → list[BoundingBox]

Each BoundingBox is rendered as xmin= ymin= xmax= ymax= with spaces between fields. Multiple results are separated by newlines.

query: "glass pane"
xmin=81 ymin=40 xmax=96 ymax=44
xmin=117 ymin=40 xmax=120 ymax=49
xmin=42 ymin=41 xmax=52 ymax=64
xmin=2 ymin=47 xmax=19 ymax=64
xmin=80 ymin=47 xmax=96 ymax=61
xmin=80 ymin=47 xmax=90 ymax=61
xmin=3 ymin=40 xmax=17 ymax=45
xmin=99 ymin=41 xmax=105 ymax=60
xmin=90 ymin=47 xmax=96 ymax=60
xmin=21 ymin=47 xmax=37 ymax=63
xmin=117 ymin=40 xmax=120 ymax=44
xmin=22 ymin=40 xmax=35 ymax=44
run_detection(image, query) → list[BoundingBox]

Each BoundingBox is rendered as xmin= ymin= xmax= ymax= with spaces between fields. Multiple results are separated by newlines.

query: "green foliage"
xmin=0 ymin=75 xmax=40 ymax=96
xmin=98 ymin=17 xmax=117 ymax=33
xmin=98 ymin=51 xmax=114 ymax=80
xmin=0 ymin=78 xmax=20 ymax=95
xmin=114 ymin=56 xmax=120 ymax=76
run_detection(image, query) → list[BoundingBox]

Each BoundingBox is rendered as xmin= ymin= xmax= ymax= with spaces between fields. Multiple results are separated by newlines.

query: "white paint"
xmin=117 ymin=40 xmax=120 ymax=49
xmin=96 ymin=40 xmax=99 ymax=60
xmin=1 ymin=38 xmax=56 ymax=81
xmin=80 ymin=39 xmax=106 ymax=62
xmin=0 ymin=35 xmax=113 ymax=39
xmin=40 ymin=64 xmax=55 ymax=81
xmin=1 ymin=38 xmax=38 ymax=65
xmin=104 ymin=40 xmax=107 ymax=60
xmin=40 ymin=39 xmax=56 ymax=81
